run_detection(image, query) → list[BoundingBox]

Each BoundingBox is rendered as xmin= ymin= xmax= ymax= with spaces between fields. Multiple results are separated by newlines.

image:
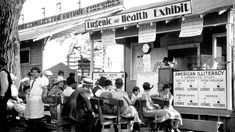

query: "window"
xmin=168 ymin=43 xmax=200 ymax=71
xmin=20 ymin=47 xmax=30 ymax=64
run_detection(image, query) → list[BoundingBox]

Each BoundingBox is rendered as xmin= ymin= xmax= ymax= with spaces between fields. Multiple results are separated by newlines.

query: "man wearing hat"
xmin=0 ymin=57 xmax=12 ymax=131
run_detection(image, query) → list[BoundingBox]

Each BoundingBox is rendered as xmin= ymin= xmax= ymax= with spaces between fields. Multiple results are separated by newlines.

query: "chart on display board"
xmin=173 ymin=70 xmax=226 ymax=109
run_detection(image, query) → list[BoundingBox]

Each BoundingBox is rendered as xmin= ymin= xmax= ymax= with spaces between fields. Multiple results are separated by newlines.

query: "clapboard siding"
xmin=30 ymin=40 xmax=42 ymax=65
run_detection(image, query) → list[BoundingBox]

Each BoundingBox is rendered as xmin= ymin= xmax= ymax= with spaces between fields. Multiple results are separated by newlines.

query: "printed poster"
xmin=179 ymin=16 xmax=203 ymax=37
xmin=138 ymin=23 xmax=156 ymax=43
xmin=174 ymin=70 xmax=226 ymax=109
xmin=101 ymin=29 xmax=116 ymax=47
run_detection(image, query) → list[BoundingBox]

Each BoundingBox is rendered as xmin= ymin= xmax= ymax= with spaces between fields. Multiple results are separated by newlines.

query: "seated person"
xmin=141 ymin=82 xmax=171 ymax=123
xmin=158 ymin=84 xmax=182 ymax=132
xmin=112 ymin=78 xmax=142 ymax=124
xmin=62 ymin=77 xmax=75 ymax=103
xmin=130 ymin=86 xmax=141 ymax=107
xmin=100 ymin=79 xmax=114 ymax=114
xmin=92 ymin=76 xmax=106 ymax=97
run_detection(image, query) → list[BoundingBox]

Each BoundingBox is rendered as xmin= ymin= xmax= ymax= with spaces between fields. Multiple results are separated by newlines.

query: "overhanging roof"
xmin=19 ymin=6 xmax=124 ymax=41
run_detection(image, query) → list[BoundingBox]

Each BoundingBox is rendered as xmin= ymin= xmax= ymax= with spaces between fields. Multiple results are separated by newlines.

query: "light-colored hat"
xmin=55 ymin=76 xmax=66 ymax=84
xmin=82 ymin=77 xmax=93 ymax=84
xmin=45 ymin=70 xmax=53 ymax=76
xmin=20 ymin=77 xmax=30 ymax=82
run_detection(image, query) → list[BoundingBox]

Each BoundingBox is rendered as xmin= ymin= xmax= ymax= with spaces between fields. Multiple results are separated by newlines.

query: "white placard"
xmin=143 ymin=54 xmax=151 ymax=72
xmin=136 ymin=72 xmax=159 ymax=95
xmin=174 ymin=70 xmax=227 ymax=109
xmin=138 ymin=24 xmax=156 ymax=43
xmin=92 ymin=72 xmax=125 ymax=91
xmin=101 ymin=29 xmax=116 ymax=47
xmin=179 ymin=16 xmax=203 ymax=37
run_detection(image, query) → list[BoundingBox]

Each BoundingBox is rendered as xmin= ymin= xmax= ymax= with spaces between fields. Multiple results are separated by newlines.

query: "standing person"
xmin=67 ymin=73 xmax=75 ymax=84
xmin=0 ymin=57 xmax=12 ymax=132
xmin=24 ymin=66 xmax=47 ymax=132
xmin=41 ymin=70 xmax=53 ymax=88
xmin=92 ymin=76 xmax=106 ymax=97
xmin=54 ymin=70 xmax=64 ymax=83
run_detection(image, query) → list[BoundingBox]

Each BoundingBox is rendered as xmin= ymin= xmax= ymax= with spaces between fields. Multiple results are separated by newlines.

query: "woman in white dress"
xmin=158 ymin=84 xmax=182 ymax=132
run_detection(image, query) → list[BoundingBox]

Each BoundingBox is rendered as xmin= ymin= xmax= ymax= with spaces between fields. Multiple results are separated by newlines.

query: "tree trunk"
xmin=0 ymin=0 xmax=25 ymax=87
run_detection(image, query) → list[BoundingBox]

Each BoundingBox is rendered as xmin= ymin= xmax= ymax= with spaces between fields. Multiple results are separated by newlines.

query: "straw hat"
xmin=55 ymin=76 xmax=66 ymax=84
xmin=45 ymin=70 xmax=53 ymax=76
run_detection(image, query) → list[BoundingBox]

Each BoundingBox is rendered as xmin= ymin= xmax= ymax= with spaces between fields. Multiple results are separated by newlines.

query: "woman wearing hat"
xmin=141 ymin=82 xmax=171 ymax=127
xmin=46 ymin=76 xmax=66 ymax=123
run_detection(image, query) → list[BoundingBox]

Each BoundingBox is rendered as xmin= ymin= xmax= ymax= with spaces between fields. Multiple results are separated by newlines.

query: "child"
xmin=130 ymin=86 xmax=141 ymax=105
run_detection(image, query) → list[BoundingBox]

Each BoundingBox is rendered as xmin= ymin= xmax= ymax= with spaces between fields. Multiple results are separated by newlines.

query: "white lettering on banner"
xmin=85 ymin=0 xmax=192 ymax=30
xmin=19 ymin=0 xmax=123 ymax=30
xmin=138 ymin=23 xmax=156 ymax=43
xmin=173 ymin=70 xmax=227 ymax=109
xmin=179 ymin=15 xmax=203 ymax=37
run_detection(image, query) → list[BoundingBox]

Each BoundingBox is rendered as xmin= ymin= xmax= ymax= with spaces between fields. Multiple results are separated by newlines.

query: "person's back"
xmin=0 ymin=57 xmax=12 ymax=131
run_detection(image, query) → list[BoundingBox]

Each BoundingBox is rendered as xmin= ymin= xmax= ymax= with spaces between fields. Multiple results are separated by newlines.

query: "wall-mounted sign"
xmin=173 ymin=70 xmax=227 ymax=109
xmin=179 ymin=15 xmax=203 ymax=37
xmin=19 ymin=0 xmax=123 ymax=30
xmin=85 ymin=0 xmax=192 ymax=30
xmin=138 ymin=23 xmax=156 ymax=43
xmin=92 ymin=72 xmax=125 ymax=91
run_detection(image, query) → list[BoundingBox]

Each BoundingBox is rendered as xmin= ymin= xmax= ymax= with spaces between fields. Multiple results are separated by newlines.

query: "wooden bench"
xmin=135 ymin=99 xmax=159 ymax=131
xmin=90 ymin=97 xmax=134 ymax=132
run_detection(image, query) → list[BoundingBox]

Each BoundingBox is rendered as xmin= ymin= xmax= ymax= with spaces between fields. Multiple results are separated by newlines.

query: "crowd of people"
xmin=0 ymin=56 xmax=182 ymax=132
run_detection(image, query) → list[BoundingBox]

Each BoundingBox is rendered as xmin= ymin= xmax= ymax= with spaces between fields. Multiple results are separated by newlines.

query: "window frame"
xmin=20 ymin=47 xmax=30 ymax=64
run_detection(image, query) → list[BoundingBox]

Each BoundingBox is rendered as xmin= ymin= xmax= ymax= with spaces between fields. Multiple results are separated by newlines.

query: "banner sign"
xmin=101 ymin=29 xmax=116 ymax=47
xmin=173 ymin=70 xmax=227 ymax=109
xmin=19 ymin=0 xmax=123 ymax=30
xmin=85 ymin=0 xmax=192 ymax=30
xmin=92 ymin=72 xmax=125 ymax=91
xmin=138 ymin=23 xmax=156 ymax=43
xmin=179 ymin=15 xmax=203 ymax=37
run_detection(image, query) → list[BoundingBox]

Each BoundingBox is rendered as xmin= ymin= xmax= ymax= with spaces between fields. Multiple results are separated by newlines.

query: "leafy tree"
xmin=0 ymin=0 xmax=26 ymax=86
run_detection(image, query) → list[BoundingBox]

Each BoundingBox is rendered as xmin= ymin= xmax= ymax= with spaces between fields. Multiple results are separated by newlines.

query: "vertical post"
xmin=80 ymin=53 xmax=83 ymax=76
xmin=90 ymin=40 xmax=94 ymax=77
xmin=227 ymin=10 xmax=233 ymax=110
xmin=232 ymin=4 xmax=235 ymax=108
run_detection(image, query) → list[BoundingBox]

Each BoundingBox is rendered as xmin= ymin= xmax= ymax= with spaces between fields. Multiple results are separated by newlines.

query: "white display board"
xmin=136 ymin=72 xmax=159 ymax=95
xmin=173 ymin=70 xmax=226 ymax=109
xmin=92 ymin=72 xmax=125 ymax=91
